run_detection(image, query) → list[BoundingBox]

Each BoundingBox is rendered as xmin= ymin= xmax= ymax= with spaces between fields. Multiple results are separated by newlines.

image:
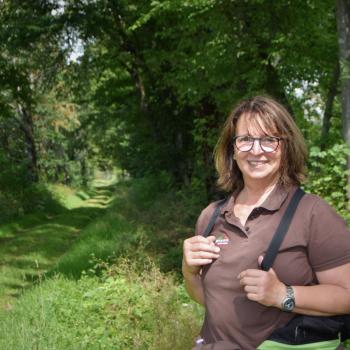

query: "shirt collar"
xmin=220 ymin=184 xmax=292 ymax=214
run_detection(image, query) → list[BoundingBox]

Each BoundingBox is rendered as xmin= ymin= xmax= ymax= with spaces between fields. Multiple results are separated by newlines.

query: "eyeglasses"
xmin=233 ymin=135 xmax=282 ymax=153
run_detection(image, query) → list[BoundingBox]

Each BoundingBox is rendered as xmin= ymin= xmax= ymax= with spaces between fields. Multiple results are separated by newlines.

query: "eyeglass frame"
xmin=232 ymin=135 xmax=283 ymax=153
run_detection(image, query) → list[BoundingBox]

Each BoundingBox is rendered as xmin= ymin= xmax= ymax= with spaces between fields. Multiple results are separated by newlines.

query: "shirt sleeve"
xmin=307 ymin=196 xmax=350 ymax=272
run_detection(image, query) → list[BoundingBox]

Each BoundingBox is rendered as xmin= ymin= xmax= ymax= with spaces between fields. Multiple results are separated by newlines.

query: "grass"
xmin=0 ymin=175 xmax=204 ymax=350
xmin=46 ymin=211 xmax=140 ymax=278
xmin=0 ymin=261 xmax=203 ymax=350
xmin=0 ymin=181 xmax=115 ymax=309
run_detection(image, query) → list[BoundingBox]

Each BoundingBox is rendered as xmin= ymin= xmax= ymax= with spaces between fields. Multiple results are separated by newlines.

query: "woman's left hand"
xmin=238 ymin=256 xmax=286 ymax=308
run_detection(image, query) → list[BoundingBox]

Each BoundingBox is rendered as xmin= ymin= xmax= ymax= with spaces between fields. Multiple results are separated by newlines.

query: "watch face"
xmin=283 ymin=298 xmax=295 ymax=312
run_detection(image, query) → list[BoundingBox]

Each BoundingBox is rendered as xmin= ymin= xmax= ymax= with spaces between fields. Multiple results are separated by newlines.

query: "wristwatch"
xmin=281 ymin=286 xmax=295 ymax=312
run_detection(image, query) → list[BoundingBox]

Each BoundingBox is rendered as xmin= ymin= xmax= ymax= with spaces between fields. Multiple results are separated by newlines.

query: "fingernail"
xmin=215 ymin=247 xmax=220 ymax=253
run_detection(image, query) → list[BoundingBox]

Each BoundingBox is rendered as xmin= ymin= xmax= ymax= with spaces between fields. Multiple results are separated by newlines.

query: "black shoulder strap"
xmin=202 ymin=198 xmax=227 ymax=237
xmin=201 ymin=188 xmax=305 ymax=271
xmin=260 ymin=188 xmax=305 ymax=271
xmin=201 ymin=188 xmax=305 ymax=270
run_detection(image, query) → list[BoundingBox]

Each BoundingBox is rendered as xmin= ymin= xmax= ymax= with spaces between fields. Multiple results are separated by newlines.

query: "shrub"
xmin=305 ymin=143 xmax=350 ymax=221
xmin=0 ymin=260 xmax=203 ymax=350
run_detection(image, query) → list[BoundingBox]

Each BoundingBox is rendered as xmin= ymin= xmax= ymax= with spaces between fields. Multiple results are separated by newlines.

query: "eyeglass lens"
xmin=235 ymin=136 xmax=279 ymax=152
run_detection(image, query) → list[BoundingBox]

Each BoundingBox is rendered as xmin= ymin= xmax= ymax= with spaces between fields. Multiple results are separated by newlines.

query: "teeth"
xmin=248 ymin=161 xmax=266 ymax=165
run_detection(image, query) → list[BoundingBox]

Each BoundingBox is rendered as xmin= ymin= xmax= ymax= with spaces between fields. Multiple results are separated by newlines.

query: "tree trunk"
xmin=16 ymin=103 xmax=39 ymax=183
xmin=265 ymin=62 xmax=295 ymax=118
xmin=320 ymin=61 xmax=340 ymax=150
xmin=108 ymin=3 xmax=166 ymax=147
xmin=80 ymin=157 xmax=88 ymax=187
xmin=108 ymin=2 xmax=148 ymax=113
xmin=336 ymin=0 xmax=350 ymax=204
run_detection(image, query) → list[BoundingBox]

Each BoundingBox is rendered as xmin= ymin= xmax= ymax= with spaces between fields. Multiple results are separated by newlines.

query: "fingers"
xmin=184 ymin=235 xmax=220 ymax=255
xmin=238 ymin=269 xmax=276 ymax=289
xmin=246 ymin=293 xmax=261 ymax=302
xmin=239 ymin=276 xmax=259 ymax=287
xmin=183 ymin=235 xmax=221 ymax=272
xmin=238 ymin=272 xmax=269 ymax=303
xmin=185 ymin=235 xmax=217 ymax=246
xmin=191 ymin=250 xmax=220 ymax=260
xmin=238 ymin=269 xmax=263 ymax=279
xmin=238 ymin=267 xmax=284 ymax=307
xmin=186 ymin=258 xmax=216 ymax=266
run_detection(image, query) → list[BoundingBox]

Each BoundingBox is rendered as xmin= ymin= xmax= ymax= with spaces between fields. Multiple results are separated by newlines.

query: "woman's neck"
xmin=237 ymin=180 xmax=278 ymax=206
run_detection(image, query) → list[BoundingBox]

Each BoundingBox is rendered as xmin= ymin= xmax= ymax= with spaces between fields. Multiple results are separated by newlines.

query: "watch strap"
xmin=286 ymin=286 xmax=294 ymax=299
xmin=281 ymin=285 xmax=295 ymax=312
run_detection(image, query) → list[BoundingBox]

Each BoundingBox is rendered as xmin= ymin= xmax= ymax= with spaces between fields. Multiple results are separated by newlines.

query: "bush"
xmin=0 ymin=260 xmax=203 ymax=350
xmin=0 ymin=152 xmax=65 ymax=222
xmin=127 ymin=171 xmax=174 ymax=210
xmin=305 ymin=143 xmax=350 ymax=221
xmin=0 ymin=182 xmax=64 ymax=223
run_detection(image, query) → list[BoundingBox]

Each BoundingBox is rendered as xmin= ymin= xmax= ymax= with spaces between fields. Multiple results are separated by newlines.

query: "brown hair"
xmin=214 ymin=96 xmax=307 ymax=192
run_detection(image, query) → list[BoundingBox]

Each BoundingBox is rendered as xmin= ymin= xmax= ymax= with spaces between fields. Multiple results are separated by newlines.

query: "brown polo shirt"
xmin=193 ymin=185 xmax=350 ymax=350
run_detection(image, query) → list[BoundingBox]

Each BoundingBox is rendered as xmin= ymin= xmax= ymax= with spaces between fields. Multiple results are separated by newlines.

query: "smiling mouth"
xmin=248 ymin=160 xmax=268 ymax=166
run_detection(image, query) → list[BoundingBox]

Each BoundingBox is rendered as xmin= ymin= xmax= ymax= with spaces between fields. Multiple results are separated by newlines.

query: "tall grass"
xmin=0 ymin=260 xmax=203 ymax=350
xmin=0 ymin=174 xmax=205 ymax=349
xmin=47 ymin=211 xmax=140 ymax=278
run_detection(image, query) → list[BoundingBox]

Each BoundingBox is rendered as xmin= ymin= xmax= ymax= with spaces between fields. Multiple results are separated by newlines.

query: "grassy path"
xmin=0 ymin=180 xmax=115 ymax=309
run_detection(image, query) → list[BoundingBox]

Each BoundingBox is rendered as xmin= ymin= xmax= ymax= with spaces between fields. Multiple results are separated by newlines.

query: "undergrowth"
xmin=0 ymin=173 xmax=205 ymax=349
xmin=0 ymin=259 xmax=203 ymax=350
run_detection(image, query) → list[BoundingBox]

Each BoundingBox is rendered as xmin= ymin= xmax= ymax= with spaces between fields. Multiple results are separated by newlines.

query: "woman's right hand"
xmin=182 ymin=235 xmax=220 ymax=276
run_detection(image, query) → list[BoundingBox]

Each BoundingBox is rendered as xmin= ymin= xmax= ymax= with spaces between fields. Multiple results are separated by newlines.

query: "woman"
xmin=182 ymin=96 xmax=350 ymax=350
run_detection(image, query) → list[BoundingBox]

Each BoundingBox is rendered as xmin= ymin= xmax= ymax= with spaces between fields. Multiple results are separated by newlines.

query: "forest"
xmin=0 ymin=0 xmax=349 ymax=349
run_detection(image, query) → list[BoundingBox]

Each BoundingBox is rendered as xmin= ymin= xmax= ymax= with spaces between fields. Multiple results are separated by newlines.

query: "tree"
xmin=1 ymin=0 xmax=346 ymax=206
xmin=336 ymin=0 xmax=350 ymax=203
xmin=62 ymin=0 xmax=339 ymax=196
xmin=0 ymin=0 xmax=66 ymax=183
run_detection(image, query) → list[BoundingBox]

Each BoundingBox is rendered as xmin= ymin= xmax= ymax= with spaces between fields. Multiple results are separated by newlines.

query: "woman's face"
xmin=234 ymin=114 xmax=282 ymax=187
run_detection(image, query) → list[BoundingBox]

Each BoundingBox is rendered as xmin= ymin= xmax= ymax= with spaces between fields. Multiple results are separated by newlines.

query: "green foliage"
xmin=127 ymin=171 xmax=174 ymax=210
xmin=305 ymin=143 xmax=350 ymax=220
xmin=0 ymin=151 xmax=63 ymax=221
xmin=35 ymin=88 xmax=93 ymax=187
xmin=191 ymin=115 xmax=222 ymax=197
xmin=111 ymin=175 xmax=207 ymax=275
xmin=0 ymin=260 xmax=202 ymax=350
xmin=48 ymin=173 xmax=206 ymax=279
xmin=59 ymin=0 xmax=344 ymax=201
xmin=1 ymin=0 xmax=348 ymax=204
